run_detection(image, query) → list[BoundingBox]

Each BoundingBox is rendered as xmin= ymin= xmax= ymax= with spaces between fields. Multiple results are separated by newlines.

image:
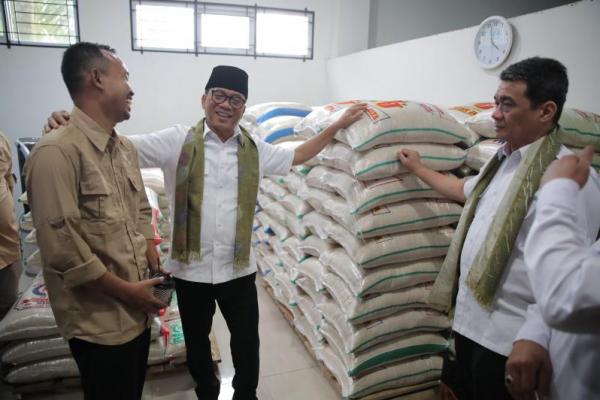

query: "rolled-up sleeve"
xmin=26 ymin=145 xmax=107 ymax=288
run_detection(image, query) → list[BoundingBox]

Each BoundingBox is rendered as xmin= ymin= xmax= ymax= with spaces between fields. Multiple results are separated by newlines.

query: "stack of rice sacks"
xmin=460 ymin=106 xmax=600 ymax=172
xmin=254 ymin=100 xmax=472 ymax=398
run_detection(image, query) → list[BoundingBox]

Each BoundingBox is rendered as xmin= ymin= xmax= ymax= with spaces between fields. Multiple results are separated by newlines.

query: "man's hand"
xmin=505 ymin=340 xmax=552 ymax=400
xmin=145 ymin=239 xmax=169 ymax=276
xmin=331 ymin=103 xmax=368 ymax=130
xmin=43 ymin=110 xmax=70 ymax=134
xmin=397 ymin=148 xmax=424 ymax=173
xmin=540 ymin=145 xmax=595 ymax=188
xmin=123 ymin=277 xmax=167 ymax=314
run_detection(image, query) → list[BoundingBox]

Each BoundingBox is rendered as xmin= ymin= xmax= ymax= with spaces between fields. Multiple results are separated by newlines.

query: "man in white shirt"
xmin=45 ymin=65 xmax=365 ymax=400
xmin=397 ymin=57 xmax=600 ymax=400
xmin=505 ymin=145 xmax=600 ymax=399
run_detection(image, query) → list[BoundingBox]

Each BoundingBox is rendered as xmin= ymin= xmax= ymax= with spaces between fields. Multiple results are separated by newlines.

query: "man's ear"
xmin=201 ymin=93 xmax=207 ymax=110
xmin=539 ymin=101 xmax=558 ymax=124
xmin=90 ymin=68 xmax=104 ymax=91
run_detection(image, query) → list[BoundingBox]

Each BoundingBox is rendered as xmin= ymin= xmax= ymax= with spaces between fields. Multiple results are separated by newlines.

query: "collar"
xmin=203 ymin=121 xmax=244 ymax=146
xmin=70 ymin=107 xmax=118 ymax=152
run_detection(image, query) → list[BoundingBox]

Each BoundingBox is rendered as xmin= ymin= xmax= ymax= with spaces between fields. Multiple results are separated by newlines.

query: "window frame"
xmin=130 ymin=0 xmax=314 ymax=60
xmin=0 ymin=0 xmax=80 ymax=49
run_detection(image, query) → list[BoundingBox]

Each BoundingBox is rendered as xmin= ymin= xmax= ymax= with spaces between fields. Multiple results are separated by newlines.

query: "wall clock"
xmin=474 ymin=16 xmax=513 ymax=69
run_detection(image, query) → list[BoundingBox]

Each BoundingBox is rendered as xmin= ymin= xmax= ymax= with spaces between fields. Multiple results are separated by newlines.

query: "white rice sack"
xmin=446 ymin=102 xmax=495 ymax=123
xmin=319 ymin=321 xmax=448 ymax=377
xmin=279 ymin=193 xmax=312 ymax=219
xmin=275 ymin=273 xmax=299 ymax=307
xmin=263 ymin=202 xmax=309 ymax=239
xmin=267 ymin=235 xmax=286 ymax=258
xmin=240 ymin=113 xmax=258 ymax=132
xmin=140 ymin=168 xmax=166 ymax=195
xmin=301 ymin=211 xmax=333 ymax=240
xmin=297 ymin=235 xmax=336 ymax=258
xmin=291 ymin=163 xmax=313 ymax=176
xmin=319 ymin=141 xmax=356 ymax=174
xmin=281 ymin=236 xmax=308 ymax=262
xmin=326 ymin=224 xmax=454 ymax=269
xmin=255 ymin=210 xmax=291 ymax=240
xmin=276 ymin=171 xmax=306 ymax=195
xmin=465 ymin=109 xmax=497 ymax=138
xmin=306 ymin=165 xmax=446 ymax=215
xmin=274 ymin=253 xmax=295 ymax=277
xmin=148 ymin=339 xmax=167 ymax=365
xmin=297 ymin=186 xmax=339 ymax=216
xmin=261 ymin=177 xmax=289 ymax=200
xmin=317 ymin=345 xmax=442 ymax=399
xmin=1 ymin=336 xmax=70 ymax=365
xmin=0 ymin=275 xmax=58 ymax=341
xmin=5 ymin=356 xmax=79 ymax=384
xmin=466 ymin=139 xmax=503 ymax=171
xmin=164 ymin=318 xmax=186 ymax=360
xmin=256 ymin=116 xmax=304 ymax=144
xmin=24 ymin=229 xmax=37 ymax=244
xmin=297 ymin=295 xmax=324 ymax=331
xmin=352 ymin=143 xmax=466 ymax=181
xmin=318 ymin=299 xmax=450 ymax=354
xmin=20 ymin=211 xmax=33 ymax=231
xmin=558 ymin=108 xmax=600 ymax=148
xmin=19 ymin=191 xmax=28 ymax=205
xmin=297 ymin=101 xmax=472 ymax=151
xmin=325 ymin=199 xmax=462 ymax=239
xmin=294 ymin=315 xmax=324 ymax=350
xmin=291 ymin=257 xmax=326 ymax=292
xmin=257 ymin=193 xmax=274 ymax=210
xmin=321 ymin=248 xmax=443 ymax=298
xmin=321 ymin=268 xmax=436 ymax=325
xmin=246 ymin=102 xmax=312 ymax=124
xmin=293 ymin=276 xmax=327 ymax=305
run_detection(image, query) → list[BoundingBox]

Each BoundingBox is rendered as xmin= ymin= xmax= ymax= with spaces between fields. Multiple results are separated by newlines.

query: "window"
xmin=131 ymin=0 xmax=314 ymax=60
xmin=1 ymin=0 xmax=79 ymax=47
xmin=0 ymin=4 xmax=6 ymax=44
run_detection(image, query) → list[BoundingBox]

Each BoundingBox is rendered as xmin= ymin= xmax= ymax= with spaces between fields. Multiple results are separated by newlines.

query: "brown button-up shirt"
xmin=0 ymin=131 xmax=20 ymax=268
xmin=25 ymin=108 xmax=154 ymax=345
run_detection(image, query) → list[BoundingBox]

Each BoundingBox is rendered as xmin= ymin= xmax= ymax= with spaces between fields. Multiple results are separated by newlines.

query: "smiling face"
xmin=100 ymin=51 xmax=134 ymax=124
xmin=492 ymin=80 xmax=555 ymax=150
xmin=202 ymin=87 xmax=246 ymax=140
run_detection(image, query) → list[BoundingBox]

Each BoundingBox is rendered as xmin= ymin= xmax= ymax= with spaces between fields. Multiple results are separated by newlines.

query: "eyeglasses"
xmin=210 ymin=89 xmax=246 ymax=109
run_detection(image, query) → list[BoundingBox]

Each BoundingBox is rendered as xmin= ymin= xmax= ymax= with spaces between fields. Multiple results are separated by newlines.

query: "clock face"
xmin=474 ymin=16 xmax=513 ymax=69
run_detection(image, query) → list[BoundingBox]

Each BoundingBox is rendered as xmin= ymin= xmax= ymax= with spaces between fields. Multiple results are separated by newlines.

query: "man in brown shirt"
xmin=25 ymin=42 xmax=165 ymax=400
xmin=0 ymin=130 xmax=21 ymax=320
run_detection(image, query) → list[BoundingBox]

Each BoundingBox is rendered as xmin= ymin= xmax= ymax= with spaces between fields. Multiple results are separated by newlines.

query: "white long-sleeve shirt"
xmin=452 ymin=143 xmax=600 ymax=356
xmin=522 ymin=177 xmax=600 ymax=399
xmin=129 ymin=123 xmax=294 ymax=284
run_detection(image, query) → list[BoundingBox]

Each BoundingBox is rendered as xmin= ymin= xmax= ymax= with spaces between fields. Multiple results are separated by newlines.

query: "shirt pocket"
xmin=80 ymin=167 xmax=111 ymax=220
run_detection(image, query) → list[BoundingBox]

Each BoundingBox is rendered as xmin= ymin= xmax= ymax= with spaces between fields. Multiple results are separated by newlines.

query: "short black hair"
xmin=61 ymin=42 xmax=116 ymax=99
xmin=500 ymin=57 xmax=568 ymax=125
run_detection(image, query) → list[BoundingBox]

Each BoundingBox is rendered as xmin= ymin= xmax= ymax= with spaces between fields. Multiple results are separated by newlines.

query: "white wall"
xmin=0 ymin=0 xmax=364 ymax=145
xmin=328 ymin=0 xmax=600 ymax=111
xmin=368 ymin=0 xmax=573 ymax=48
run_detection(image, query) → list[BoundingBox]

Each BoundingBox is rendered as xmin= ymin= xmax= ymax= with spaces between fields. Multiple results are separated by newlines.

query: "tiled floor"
xmin=0 ymin=281 xmax=341 ymax=400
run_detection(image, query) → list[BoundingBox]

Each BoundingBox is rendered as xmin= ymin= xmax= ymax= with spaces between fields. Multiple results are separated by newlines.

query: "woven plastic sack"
xmin=319 ymin=321 xmax=448 ymax=377
xmin=296 ymin=100 xmax=473 ymax=151
xmin=301 ymin=211 xmax=333 ymax=240
xmin=351 ymin=143 xmax=466 ymax=181
xmin=140 ymin=168 xmax=166 ymax=195
xmin=465 ymin=139 xmax=503 ymax=171
xmin=281 ymin=236 xmax=307 ymax=262
xmin=275 ymin=171 xmax=306 ymax=195
xmin=256 ymin=116 xmax=304 ymax=144
xmin=326 ymin=224 xmax=454 ymax=268
xmin=317 ymin=345 xmax=442 ymax=399
xmin=318 ymin=299 xmax=449 ymax=353
xmin=464 ymin=109 xmax=497 ymax=138
xmin=0 ymin=274 xmax=58 ymax=341
xmin=279 ymin=193 xmax=312 ymax=219
xmin=297 ymin=235 xmax=336 ymax=258
xmin=5 ymin=356 xmax=79 ymax=384
xmin=1 ymin=336 xmax=70 ymax=365
xmin=320 ymin=269 xmax=435 ymax=324
xmin=557 ymin=108 xmax=600 ymax=148
xmin=245 ymin=102 xmax=312 ymax=124
xmin=261 ymin=177 xmax=289 ymax=200
xmin=321 ymin=248 xmax=443 ymax=297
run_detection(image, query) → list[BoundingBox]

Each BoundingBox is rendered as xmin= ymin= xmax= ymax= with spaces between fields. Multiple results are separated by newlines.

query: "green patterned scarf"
xmin=171 ymin=119 xmax=259 ymax=268
xmin=429 ymin=129 xmax=561 ymax=312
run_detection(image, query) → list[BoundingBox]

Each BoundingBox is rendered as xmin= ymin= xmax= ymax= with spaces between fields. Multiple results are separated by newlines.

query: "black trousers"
xmin=68 ymin=329 xmax=151 ymax=400
xmin=175 ymin=273 xmax=260 ymax=400
xmin=443 ymin=331 xmax=512 ymax=400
